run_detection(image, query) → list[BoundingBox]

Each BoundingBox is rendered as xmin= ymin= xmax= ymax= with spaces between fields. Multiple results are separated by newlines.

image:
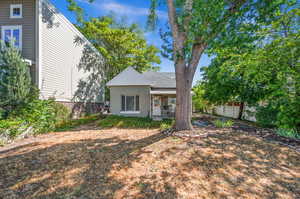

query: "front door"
xmin=152 ymin=96 xmax=161 ymax=116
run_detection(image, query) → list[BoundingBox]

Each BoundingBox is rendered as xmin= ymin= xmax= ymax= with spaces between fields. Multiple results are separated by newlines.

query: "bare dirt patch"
xmin=0 ymin=125 xmax=299 ymax=199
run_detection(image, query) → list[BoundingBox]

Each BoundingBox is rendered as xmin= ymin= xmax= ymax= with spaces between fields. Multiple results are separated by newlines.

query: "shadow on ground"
xmin=0 ymin=127 xmax=299 ymax=199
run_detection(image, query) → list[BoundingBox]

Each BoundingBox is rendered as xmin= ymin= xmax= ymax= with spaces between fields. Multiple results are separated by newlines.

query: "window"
xmin=10 ymin=4 xmax=22 ymax=19
xmin=1 ymin=26 xmax=22 ymax=49
xmin=121 ymin=95 xmax=140 ymax=113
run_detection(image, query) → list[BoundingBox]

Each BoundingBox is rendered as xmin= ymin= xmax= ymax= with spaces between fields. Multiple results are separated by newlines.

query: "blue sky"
xmin=50 ymin=0 xmax=211 ymax=84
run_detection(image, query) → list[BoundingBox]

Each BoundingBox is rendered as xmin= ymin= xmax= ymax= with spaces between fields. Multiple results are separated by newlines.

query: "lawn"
xmin=0 ymin=119 xmax=299 ymax=199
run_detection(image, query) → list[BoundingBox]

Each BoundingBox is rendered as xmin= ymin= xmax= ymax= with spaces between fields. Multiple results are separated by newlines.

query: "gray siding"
xmin=0 ymin=0 xmax=36 ymax=61
xmin=40 ymin=1 xmax=103 ymax=102
xmin=110 ymin=86 xmax=150 ymax=117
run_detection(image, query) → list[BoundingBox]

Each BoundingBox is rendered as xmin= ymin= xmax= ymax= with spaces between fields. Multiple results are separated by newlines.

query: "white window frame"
xmin=10 ymin=4 xmax=23 ymax=19
xmin=120 ymin=95 xmax=140 ymax=114
xmin=1 ymin=25 xmax=22 ymax=50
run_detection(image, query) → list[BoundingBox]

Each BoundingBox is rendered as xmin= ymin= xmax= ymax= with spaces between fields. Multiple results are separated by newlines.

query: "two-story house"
xmin=0 ymin=0 xmax=104 ymax=115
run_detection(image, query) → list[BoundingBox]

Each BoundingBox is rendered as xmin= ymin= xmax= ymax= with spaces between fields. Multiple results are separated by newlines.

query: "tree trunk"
xmin=175 ymin=66 xmax=193 ymax=131
xmin=238 ymin=102 xmax=244 ymax=120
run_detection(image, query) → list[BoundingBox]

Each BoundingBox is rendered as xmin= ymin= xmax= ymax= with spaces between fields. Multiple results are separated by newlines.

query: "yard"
xmin=0 ymin=117 xmax=299 ymax=199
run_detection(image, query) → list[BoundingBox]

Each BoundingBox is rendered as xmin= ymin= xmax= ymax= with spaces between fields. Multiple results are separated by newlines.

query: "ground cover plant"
xmin=98 ymin=115 xmax=173 ymax=129
xmin=213 ymin=119 xmax=234 ymax=128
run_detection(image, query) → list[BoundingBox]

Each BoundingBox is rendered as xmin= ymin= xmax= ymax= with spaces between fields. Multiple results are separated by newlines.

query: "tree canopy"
xmin=78 ymin=16 xmax=161 ymax=82
xmin=199 ymin=6 xmax=300 ymax=131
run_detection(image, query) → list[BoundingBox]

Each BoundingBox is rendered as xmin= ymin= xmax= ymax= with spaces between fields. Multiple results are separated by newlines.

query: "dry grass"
xmin=0 ymin=125 xmax=299 ymax=199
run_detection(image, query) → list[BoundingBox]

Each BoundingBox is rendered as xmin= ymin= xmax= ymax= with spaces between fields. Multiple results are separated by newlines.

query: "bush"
xmin=276 ymin=128 xmax=300 ymax=139
xmin=213 ymin=119 xmax=234 ymax=128
xmin=0 ymin=42 xmax=36 ymax=115
xmin=256 ymin=100 xmax=300 ymax=133
xmin=4 ymin=99 xmax=70 ymax=135
xmin=98 ymin=115 xmax=172 ymax=129
xmin=255 ymin=104 xmax=277 ymax=128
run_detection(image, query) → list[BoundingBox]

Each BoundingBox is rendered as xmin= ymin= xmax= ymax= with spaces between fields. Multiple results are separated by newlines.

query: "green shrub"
xmin=0 ymin=42 xmax=37 ymax=115
xmin=8 ymin=99 xmax=71 ymax=134
xmin=52 ymin=100 xmax=71 ymax=123
xmin=276 ymin=128 xmax=300 ymax=139
xmin=255 ymin=104 xmax=277 ymax=128
xmin=256 ymin=100 xmax=300 ymax=134
xmin=213 ymin=119 xmax=234 ymax=128
xmin=10 ymin=99 xmax=57 ymax=133
xmin=160 ymin=122 xmax=173 ymax=131
xmin=0 ymin=119 xmax=26 ymax=137
xmin=98 ymin=115 xmax=172 ymax=129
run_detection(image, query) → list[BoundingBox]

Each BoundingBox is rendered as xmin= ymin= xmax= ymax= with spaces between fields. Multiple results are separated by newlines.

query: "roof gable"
xmin=106 ymin=67 xmax=152 ymax=86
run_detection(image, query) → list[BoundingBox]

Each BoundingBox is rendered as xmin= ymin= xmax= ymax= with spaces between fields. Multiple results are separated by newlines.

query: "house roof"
xmin=143 ymin=71 xmax=176 ymax=88
xmin=106 ymin=67 xmax=176 ymax=88
xmin=106 ymin=67 xmax=153 ymax=86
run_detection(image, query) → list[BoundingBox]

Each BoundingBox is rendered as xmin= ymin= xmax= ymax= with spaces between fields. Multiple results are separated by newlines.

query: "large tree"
xmin=147 ymin=0 xmax=290 ymax=130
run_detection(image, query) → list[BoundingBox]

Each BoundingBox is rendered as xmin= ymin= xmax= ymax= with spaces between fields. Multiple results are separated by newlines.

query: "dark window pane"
xmin=126 ymin=96 xmax=134 ymax=111
xmin=4 ymin=30 xmax=11 ymax=44
xmin=13 ymin=29 xmax=20 ymax=47
xmin=136 ymin=96 xmax=139 ymax=111
xmin=121 ymin=95 xmax=125 ymax=111
xmin=13 ymin=8 xmax=20 ymax=16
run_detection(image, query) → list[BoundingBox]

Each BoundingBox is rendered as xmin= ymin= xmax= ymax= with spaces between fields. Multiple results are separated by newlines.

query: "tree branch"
xmin=189 ymin=43 xmax=206 ymax=76
xmin=167 ymin=0 xmax=181 ymax=50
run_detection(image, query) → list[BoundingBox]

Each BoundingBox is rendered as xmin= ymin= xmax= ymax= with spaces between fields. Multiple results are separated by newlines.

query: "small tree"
xmin=0 ymin=42 xmax=34 ymax=116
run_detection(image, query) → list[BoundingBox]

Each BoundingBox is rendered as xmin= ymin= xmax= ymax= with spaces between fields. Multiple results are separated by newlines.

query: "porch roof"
xmin=150 ymin=90 xmax=176 ymax=95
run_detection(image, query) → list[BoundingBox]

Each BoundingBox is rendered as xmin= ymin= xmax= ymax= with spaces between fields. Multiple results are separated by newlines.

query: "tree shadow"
xmin=1 ymin=128 xmax=299 ymax=198
xmin=0 ymin=132 xmax=171 ymax=199
xmin=171 ymin=131 xmax=300 ymax=198
xmin=70 ymin=36 xmax=106 ymax=117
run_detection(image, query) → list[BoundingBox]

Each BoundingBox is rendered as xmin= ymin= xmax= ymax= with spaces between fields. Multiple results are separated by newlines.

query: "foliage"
xmin=0 ymin=42 xmax=37 ymax=116
xmin=276 ymin=128 xmax=300 ymax=139
xmin=9 ymin=99 xmax=61 ymax=134
xmin=0 ymin=99 xmax=71 ymax=142
xmin=192 ymin=82 xmax=214 ymax=112
xmin=98 ymin=115 xmax=172 ymax=129
xmin=201 ymin=7 xmax=300 ymax=131
xmin=160 ymin=122 xmax=174 ymax=131
xmin=213 ymin=119 xmax=234 ymax=128
xmin=255 ymin=104 xmax=278 ymax=128
xmin=78 ymin=16 xmax=161 ymax=82
xmin=55 ymin=114 xmax=101 ymax=132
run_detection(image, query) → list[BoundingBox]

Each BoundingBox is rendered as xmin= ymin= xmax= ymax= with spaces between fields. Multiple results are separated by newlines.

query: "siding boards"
xmin=40 ymin=1 xmax=100 ymax=102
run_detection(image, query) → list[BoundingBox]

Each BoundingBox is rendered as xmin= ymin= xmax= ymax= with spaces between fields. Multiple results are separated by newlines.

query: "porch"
xmin=150 ymin=93 xmax=176 ymax=120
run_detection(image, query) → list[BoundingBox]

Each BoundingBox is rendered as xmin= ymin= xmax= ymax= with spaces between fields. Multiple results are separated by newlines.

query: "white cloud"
xmin=87 ymin=0 xmax=167 ymax=19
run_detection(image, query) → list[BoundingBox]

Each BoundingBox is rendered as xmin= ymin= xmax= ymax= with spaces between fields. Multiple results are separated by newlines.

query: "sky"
xmin=50 ymin=0 xmax=212 ymax=84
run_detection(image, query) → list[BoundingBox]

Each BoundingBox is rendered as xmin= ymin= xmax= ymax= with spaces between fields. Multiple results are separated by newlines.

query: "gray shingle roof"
xmin=143 ymin=71 xmax=176 ymax=88
xmin=106 ymin=67 xmax=176 ymax=88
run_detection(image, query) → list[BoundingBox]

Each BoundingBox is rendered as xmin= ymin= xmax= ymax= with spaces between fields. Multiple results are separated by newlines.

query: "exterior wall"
xmin=0 ymin=0 xmax=36 ymax=61
xmin=39 ymin=1 xmax=103 ymax=103
xmin=110 ymin=86 xmax=150 ymax=117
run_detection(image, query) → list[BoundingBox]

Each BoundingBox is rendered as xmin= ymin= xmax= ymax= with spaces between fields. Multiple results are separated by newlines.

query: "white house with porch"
xmin=107 ymin=67 xmax=185 ymax=119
